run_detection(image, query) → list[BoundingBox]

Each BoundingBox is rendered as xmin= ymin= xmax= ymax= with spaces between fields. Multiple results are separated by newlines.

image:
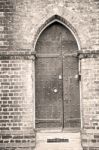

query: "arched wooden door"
xmin=35 ymin=22 xmax=80 ymax=129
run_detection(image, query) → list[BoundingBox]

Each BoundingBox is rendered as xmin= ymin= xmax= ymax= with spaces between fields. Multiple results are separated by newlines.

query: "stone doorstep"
xmin=35 ymin=132 xmax=83 ymax=150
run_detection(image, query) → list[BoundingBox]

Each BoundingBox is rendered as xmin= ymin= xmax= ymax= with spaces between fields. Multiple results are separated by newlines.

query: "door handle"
xmin=59 ymin=75 xmax=62 ymax=79
xmin=53 ymin=88 xmax=58 ymax=93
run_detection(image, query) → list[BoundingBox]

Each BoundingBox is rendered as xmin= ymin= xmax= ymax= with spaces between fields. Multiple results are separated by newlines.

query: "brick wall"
xmin=0 ymin=1 xmax=35 ymax=149
xmin=0 ymin=0 xmax=99 ymax=149
xmin=81 ymin=57 xmax=99 ymax=149
xmin=0 ymin=0 xmax=14 ymax=54
xmin=0 ymin=56 xmax=35 ymax=150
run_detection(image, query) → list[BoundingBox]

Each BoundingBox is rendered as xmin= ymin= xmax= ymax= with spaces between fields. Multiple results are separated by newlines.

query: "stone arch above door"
xmin=33 ymin=15 xmax=81 ymax=51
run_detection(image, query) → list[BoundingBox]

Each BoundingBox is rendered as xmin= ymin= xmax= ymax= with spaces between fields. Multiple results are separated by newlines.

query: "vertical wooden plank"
xmin=63 ymin=56 xmax=80 ymax=128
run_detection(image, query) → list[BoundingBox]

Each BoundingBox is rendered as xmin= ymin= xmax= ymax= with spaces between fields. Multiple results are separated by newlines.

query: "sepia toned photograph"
xmin=0 ymin=0 xmax=99 ymax=150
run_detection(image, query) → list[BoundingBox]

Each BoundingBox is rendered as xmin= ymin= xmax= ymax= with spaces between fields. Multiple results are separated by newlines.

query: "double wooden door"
xmin=35 ymin=22 xmax=80 ymax=129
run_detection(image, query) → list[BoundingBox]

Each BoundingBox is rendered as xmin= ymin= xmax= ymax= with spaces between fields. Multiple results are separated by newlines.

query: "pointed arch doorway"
xmin=34 ymin=21 xmax=82 ymax=150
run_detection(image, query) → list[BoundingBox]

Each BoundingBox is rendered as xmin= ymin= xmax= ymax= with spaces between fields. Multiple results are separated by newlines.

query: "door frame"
xmin=33 ymin=17 xmax=82 ymax=131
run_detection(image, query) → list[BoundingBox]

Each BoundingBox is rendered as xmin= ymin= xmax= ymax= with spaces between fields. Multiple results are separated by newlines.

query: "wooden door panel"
xmin=35 ymin=24 xmax=63 ymax=54
xmin=63 ymin=56 xmax=80 ymax=128
xmin=35 ymin=57 xmax=63 ymax=128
